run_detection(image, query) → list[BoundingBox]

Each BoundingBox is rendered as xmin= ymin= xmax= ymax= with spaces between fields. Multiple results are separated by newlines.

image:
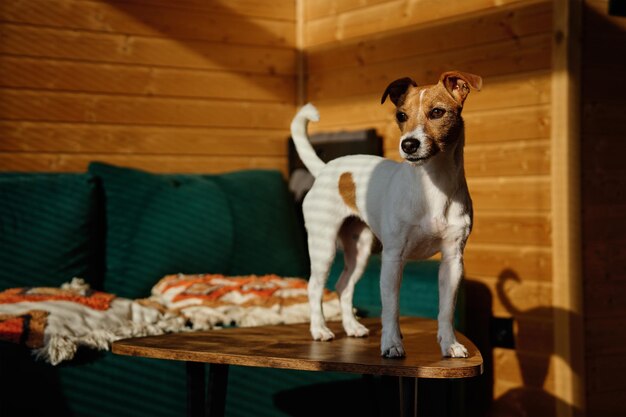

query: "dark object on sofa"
xmin=0 ymin=162 xmax=451 ymax=417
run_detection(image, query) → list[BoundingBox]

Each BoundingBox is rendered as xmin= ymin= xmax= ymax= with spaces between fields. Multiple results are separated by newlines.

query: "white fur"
xmin=291 ymin=103 xmax=472 ymax=358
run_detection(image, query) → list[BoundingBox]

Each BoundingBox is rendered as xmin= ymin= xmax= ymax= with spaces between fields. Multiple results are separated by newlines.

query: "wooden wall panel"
xmin=0 ymin=0 xmax=296 ymax=174
xmin=307 ymin=3 xmax=552 ymax=72
xmin=470 ymin=212 xmax=551 ymax=246
xmin=0 ymin=90 xmax=293 ymax=128
xmin=0 ymin=0 xmax=295 ymax=48
xmin=0 ymin=122 xmax=287 ymax=155
xmin=97 ymin=0 xmax=296 ymax=21
xmin=581 ymin=0 xmax=626 ymax=414
xmin=308 ymin=34 xmax=551 ymax=99
xmin=305 ymin=0 xmax=528 ymax=47
xmin=0 ymin=57 xmax=295 ymax=102
xmin=0 ymin=25 xmax=297 ymax=75
xmin=302 ymin=1 xmax=555 ymax=414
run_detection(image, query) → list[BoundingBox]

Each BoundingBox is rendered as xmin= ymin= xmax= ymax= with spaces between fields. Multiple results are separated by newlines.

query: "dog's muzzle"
xmin=401 ymin=138 xmax=420 ymax=155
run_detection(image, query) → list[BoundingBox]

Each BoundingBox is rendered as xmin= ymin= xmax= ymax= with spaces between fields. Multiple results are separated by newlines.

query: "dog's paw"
xmin=381 ymin=335 xmax=405 ymax=358
xmin=311 ymin=325 xmax=335 ymax=341
xmin=343 ymin=320 xmax=370 ymax=338
xmin=442 ymin=341 xmax=468 ymax=358
xmin=381 ymin=344 xmax=406 ymax=358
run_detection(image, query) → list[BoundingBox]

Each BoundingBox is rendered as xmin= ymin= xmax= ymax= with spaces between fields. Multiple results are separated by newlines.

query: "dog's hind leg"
xmin=305 ymin=211 xmax=345 ymax=342
xmin=336 ymin=218 xmax=373 ymax=337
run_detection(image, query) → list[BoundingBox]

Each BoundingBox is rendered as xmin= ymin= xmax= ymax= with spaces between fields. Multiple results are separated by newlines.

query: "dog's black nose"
xmin=401 ymin=138 xmax=420 ymax=154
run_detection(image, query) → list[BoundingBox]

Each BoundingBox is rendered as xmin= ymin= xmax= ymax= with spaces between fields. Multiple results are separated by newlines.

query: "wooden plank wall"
xmin=302 ymin=0 xmax=555 ymax=414
xmin=581 ymin=0 xmax=626 ymax=415
xmin=0 ymin=0 xmax=297 ymax=174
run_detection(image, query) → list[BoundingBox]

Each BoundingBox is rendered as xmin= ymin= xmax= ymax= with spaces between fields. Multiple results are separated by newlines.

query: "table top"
xmin=112 ymin=317 xmax=483 ymax=379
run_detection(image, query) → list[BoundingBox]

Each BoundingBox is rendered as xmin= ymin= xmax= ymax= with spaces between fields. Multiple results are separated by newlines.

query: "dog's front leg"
xmin=437 ymin=243 xmax=468 ymax=358
xmin=380 ymin=252 xmax=405 ymax=358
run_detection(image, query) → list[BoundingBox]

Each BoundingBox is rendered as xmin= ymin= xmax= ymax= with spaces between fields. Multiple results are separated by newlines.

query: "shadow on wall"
xmin=99 ymin=0 xmax=297 ymax=103
xmin=464 ymin=269 xmax=583 ymax=417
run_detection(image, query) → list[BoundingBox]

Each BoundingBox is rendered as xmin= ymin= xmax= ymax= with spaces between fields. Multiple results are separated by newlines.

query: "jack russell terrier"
xmin=290 ymin=71 xmax=482 ymax=358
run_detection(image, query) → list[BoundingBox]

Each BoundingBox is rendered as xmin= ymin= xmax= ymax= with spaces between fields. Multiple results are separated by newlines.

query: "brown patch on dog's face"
xmin=396 ymin=83 xmax=464 ymax=160
xmin=338 ymin=172 xmax=358 ymax=211
xmin=383 ymin=71 xmax=482 ymax=163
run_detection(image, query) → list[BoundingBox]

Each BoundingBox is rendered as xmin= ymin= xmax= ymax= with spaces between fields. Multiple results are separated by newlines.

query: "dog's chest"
xmin=404 ymin=213 xmax=447 ymax=259
xmin=402 ymin=182 xmax=467 ymax=260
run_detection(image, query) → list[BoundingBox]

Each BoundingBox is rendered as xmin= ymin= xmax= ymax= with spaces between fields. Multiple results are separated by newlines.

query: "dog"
xmin=290 ymin=70 xmax=482 ymax=358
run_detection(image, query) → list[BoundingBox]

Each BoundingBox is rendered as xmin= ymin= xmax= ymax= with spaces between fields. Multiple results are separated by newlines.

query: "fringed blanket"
xmin=0 ymin=278 xmax=185 ymax=365
xmin=0 ymin=275 xmax=341 ymax=364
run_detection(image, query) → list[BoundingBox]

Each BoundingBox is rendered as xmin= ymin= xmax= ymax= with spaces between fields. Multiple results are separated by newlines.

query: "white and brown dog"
xmin=290 ymin=71 xmax=482 ymax=358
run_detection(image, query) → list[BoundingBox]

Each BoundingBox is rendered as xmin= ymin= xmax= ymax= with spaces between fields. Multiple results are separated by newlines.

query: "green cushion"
xmin=88 ymin=162 xmax=234 ymax=299
xmin=0 ymin=173 xmax=104 ymax=289
xmin=212 ymin=171 xmax=309 ymax=278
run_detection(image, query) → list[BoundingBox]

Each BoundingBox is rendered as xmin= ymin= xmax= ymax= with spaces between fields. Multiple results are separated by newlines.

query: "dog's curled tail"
xmin=290 ymin=103 xmax=325 ymax=178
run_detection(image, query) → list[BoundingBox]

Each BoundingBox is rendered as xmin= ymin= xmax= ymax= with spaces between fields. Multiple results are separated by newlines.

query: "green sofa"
xmin=0 ymin=162 xmax=457 ymax=417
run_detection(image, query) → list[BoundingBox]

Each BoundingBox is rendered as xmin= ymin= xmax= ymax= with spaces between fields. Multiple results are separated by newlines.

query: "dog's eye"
xmin=396 ymin=111 xmax=408 ymax=123
xmin=429 ymin=108 xmax=446 ymax=119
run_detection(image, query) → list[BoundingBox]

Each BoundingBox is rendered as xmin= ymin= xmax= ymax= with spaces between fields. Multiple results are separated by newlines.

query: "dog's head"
xmin=381 ymin=71 xmax=482 ymax=164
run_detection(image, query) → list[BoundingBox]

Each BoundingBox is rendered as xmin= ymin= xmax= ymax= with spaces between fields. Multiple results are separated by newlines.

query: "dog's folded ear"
xmin=381 ymin=77 xmax=417 ymax=106
xmin=440 ymin=71 xmax=483 ymax=105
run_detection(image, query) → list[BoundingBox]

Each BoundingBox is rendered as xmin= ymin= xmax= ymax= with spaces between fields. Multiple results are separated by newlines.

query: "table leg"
xmin=399 ymin=376 xmax=418 ymax=417
xmin=206 ymin=364 xmax=229 ymax=417
xmin=186 ymin=362 xmax=229 ymax=417
xmin=186 ymin=362 xmax=205 ymax=417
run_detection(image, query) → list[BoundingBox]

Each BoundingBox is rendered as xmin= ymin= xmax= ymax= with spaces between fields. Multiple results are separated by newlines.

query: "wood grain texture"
xmin=0 ymin=24 xmax=297 ymax=75
xmin=0 ymin=57 xmax=295 ymax=103
xmin=468 ymin=176 xmax=551 ymax=212
xmin=464 ymin=139 xmax=551 ymax=177
xmin=552 ymin=0 xmax=585 ymax=415
xmin=465 ymin=277 xmax=553 ymax=320
xmin=0 ymin=122 xmax=288 ymax=156
xmin=305 ymin=0 xmax=392 ymax=21
xmin=306 ymin=1 xmax=552 ymax=72
xmin=307 ymin=34 xmax=551 ymax=100
xmin=0 ymin=0 xmax=296 ymax=48
xmin=492 ymin=378 xmax=557 ymax=416
xmin=470 ymin=212 xmax=551 ymax=246
xmin=0 ymin=89 xmax=293 ymax=129
xmin=0 ymin=0 xmax=298 ymax=175
xmin=304 ymin=0 xmax=526 ymax=47
xmin=465 ymin=244 xmax=552 ymax=282
xmin=493 ymin=347 xmax=556 ymax=393
xmin=96 ymin=0 xmax=296 ymax=21
xmin=112 ymin=317 xmax=483 ymax=379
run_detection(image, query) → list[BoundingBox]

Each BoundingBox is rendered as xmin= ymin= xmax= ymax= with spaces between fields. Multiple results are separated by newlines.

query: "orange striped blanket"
xmin=144 ymin=273 xmax=341 ymax=329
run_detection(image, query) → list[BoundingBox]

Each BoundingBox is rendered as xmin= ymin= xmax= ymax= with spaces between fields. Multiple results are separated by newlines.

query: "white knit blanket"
xmin=0 ymin=275 xmax=342 ymax=365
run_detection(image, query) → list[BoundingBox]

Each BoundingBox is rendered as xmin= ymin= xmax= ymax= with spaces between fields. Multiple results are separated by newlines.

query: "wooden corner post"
xmin=551 ymin=0 xmax=585 ymax=416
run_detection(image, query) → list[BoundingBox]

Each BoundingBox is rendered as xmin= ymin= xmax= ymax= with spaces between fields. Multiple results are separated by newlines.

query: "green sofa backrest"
xmin=0 ymin=164 xmax=309 ymax=300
